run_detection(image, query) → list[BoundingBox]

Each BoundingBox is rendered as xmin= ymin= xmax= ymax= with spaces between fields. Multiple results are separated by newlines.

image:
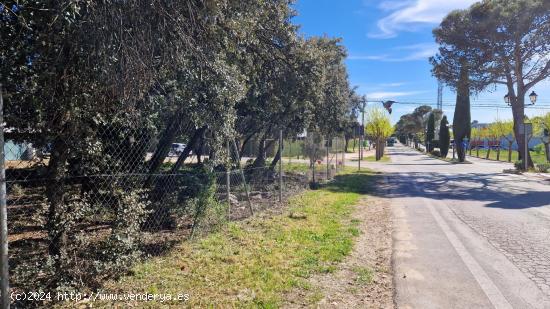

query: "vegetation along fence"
xmin=0 ymin=93 xmax=347 ymax=307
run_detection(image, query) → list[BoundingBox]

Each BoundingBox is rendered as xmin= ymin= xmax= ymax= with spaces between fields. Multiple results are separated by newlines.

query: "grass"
xmin=98 ymin=169 xmax=375 ymax=308
xmin=468 ymin=148 xmax=548 ymax=165
xmin=362 ymin=155 xmax=390 ymax=162
xmin=353 ymin=266 xmax=374 ymax=285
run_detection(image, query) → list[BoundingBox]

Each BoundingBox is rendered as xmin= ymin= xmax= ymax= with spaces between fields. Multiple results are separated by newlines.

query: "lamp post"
xmin=504 ymin=91 xmax=537 ymax=170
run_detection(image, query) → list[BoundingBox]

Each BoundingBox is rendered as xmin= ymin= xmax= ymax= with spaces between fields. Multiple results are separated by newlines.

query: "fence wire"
xmin=0 ymin=103 xmax=346 ymax=307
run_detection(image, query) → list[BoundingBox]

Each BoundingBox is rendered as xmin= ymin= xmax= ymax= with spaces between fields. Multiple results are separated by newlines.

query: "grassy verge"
xmin=362 ymin=155 xmax=390 ymax=162
xmin=97 ymin=169 xmax=374 ymax=308
xmin=468 ymin=149 xmax=547 ymax=165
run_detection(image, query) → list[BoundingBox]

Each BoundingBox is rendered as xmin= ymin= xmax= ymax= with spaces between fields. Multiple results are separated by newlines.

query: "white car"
xmin=169 ymin=143 xmax=187 ymax=157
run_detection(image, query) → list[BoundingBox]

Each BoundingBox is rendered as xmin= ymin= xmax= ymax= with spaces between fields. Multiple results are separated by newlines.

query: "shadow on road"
xmin=328 ymin=170 xmax=550 ymax=211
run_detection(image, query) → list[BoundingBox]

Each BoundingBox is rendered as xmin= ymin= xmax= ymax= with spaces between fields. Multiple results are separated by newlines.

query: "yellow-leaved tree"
xmin=532 ymin=112 xmax=550 ymax=163
xmin=494 ymin=120 xmax=515 ymax=162
xmin=365 ymin=107 xmax=394 ymax=160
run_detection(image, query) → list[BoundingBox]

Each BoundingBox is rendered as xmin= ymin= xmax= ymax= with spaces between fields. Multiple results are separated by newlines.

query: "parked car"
xmin=169 ymin=143 xmax=187 ymax=157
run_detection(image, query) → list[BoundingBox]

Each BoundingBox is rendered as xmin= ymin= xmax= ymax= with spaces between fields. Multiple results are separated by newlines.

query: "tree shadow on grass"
xmin=322 ymin=171 xmax=384 ymax=195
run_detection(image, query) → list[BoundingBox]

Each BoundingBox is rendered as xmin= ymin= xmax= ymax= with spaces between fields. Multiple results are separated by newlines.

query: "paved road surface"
xmin=364 ymin=144 xmax=550 ymax=309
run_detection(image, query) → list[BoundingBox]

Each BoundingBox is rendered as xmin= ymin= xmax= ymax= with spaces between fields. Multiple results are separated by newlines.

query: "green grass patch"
xmin=362 ymin=155 xmax=390 ymax=162
xmin=469 ymin=148 xmax=547 ymax=165
xmin=98 ymin=169 xmax=376 ymax=307
xmin=353 ymin=266 xmax=374 ymax=285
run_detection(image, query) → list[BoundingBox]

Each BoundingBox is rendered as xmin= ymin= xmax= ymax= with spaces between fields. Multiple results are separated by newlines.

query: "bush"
xmin=534 ymin=143 xmax=545 ymax=155
xmin=514 ymin=160 xmax=524 ymax=170
xmin=430 ymin=150 xmax=441 ymax=157
xmin=536 ymin=163 xmax=550 ymax=173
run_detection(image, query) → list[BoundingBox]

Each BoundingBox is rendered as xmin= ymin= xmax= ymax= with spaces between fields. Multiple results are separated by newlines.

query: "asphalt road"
xmin=364 ymin=143 xmax=550 ymax=309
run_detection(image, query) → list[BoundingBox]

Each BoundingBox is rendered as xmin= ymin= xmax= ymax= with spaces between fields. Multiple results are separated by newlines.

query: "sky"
xmin=292 ymin=0 xmax=550 ymax=124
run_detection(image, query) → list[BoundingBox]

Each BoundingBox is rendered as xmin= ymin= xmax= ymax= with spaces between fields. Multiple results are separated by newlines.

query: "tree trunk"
xmin=270 ymin=142 xmax=281 ymax=170
xmin=486 ymin=145 xmax=491 ymax=159
xmin=476 ymin=145 xmax=479 ymax=157
xmin=239 ymin=131 xmax=258 ymax=158
xmin=508 ymin=141 xmax=513 ymax=162
xmin=146 ymin=107 xmax=188 ymax=184
xmin=545 ymin=143 xmax=550 ymax=163
xmin=496 ymin=147 xmax=500 ymax=161
xmin=251 ymin=134 xmax=276 ymax=168
xmin=344 ymin=137 xmax=350 ymax=153
xmin=46 ymin=137 xmax=70 ymax=261
xmin=170 ymin=126 xmax=207 ymax=173
xmin=511 ymin=96 xmax=533 ymax=169
xmin=144 ymin=127 xmax=207 ymax=229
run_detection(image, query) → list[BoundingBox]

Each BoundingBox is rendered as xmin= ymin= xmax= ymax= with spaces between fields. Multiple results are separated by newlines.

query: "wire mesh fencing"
xmin=0 ymin=105 xmax=345 ymax=307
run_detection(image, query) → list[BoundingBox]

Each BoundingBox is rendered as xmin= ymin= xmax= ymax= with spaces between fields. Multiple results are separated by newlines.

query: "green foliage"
xmin=431 ymin=0 xmax=550 ymax=167
xmin=534 ymin=143 xmax=545 ymax=155
xmin=439 ymin=116 xmax=450 ymax=157
xmin=365 ymin=107 xmax=394 ymax=140
xmin=536 ymin=163 xmax=550 ymax=173
xmin=452 ymin=64 xmax=471 ymax=162
xmin=426 ymin=113 xmax=435 ymax=151
xmin=100 ymin=169 xmax=374 ymax=307
xmin=1 ymin=0 xmax=358 ymax=301
xmin=394 ymin=105 xmax=433 ymax=140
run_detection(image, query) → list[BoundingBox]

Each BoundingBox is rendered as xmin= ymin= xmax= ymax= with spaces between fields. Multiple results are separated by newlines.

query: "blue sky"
xmin=292 ymin=0 xmax=550 ymax=124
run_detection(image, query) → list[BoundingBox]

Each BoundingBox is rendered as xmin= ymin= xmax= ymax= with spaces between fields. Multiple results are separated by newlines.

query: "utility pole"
xmin=437 ymin=81 xmax=443 ymax=110
xmin=0 ymin=84 xmax=9 ymax=309
xmin=359 ymin=97 xmax=366 ymax=171
xmin=279 ymin=130 xmax=283 ymax=202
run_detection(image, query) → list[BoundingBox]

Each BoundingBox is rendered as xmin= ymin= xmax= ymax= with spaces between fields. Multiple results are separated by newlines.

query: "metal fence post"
xmin=335 ymin=138 xmax=339 ymax=174
xmin=279 ymin=130 xmax=283 ymax=202
xmin=326 ymin=137 xmax=330 ymax=180
xmin=358 ymin=135 xmax=361 ymax=171
xmin=226 ymin=140 xmax=231 ymax=216
xmin=0 ymin=84 xmax=9 ymax=309
xmin=231 ymin=141 xmax=253 ymax=215
xmin=342 ymin=137 xmax=345 ymax=170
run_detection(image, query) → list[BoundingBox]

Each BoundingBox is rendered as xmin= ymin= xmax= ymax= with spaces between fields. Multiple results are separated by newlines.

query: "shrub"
xmin=534 ymin=143 xmax=545 ymax=155
xmin=514 ymin=160 xmax=524 ymax=170
xmin=536 ymin=163 xmax=550 ymax=173
xmin=431 ymin=150 xmax=441 ymax=157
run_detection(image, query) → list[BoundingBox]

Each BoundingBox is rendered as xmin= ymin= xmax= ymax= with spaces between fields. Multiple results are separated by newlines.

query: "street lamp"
xmin=504 ymin=93 xmax=511 ymax=106
xmin=529 ymin=91 xmax=538 ymax=105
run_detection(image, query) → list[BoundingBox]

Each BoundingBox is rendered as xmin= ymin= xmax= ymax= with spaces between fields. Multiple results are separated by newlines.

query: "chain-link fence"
xmin=0 ymin=91 xmax=347 ymax=307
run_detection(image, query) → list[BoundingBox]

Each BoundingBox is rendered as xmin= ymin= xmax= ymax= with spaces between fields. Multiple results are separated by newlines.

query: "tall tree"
xmin=439 ymin=116 xmax=451 ymax=158
xmin=426 ymin=113 xmax=436 ymax=152
xmin=452 ymin=64 xmax=472 ymax=162
xmin=431 ymin=0 xmax=550 ymax=168
xmin=365 ymin=107 xmax=394 ymax=160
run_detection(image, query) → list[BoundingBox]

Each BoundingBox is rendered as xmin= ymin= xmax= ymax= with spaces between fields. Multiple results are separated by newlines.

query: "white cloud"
xmin=380 ymin=82 xmax=407 ymax=87
xmin=348 ymin=43 xmax=438 ymax=62
xmin=367 ymin=90 xmax=428 ymax=99
xmin=369 ymin=0 xmax=478 ymax=39
xmin=348 ymin=55 xmax=389 ymax=60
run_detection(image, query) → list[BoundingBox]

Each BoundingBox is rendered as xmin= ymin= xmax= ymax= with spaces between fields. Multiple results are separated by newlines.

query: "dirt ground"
xmin=285 ymin=195 xmax=394 ymax=308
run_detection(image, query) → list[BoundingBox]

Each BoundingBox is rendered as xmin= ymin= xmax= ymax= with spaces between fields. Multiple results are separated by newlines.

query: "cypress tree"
xmin=426 ymin=113 xmax=435 ymax=152
xmin=439 ymin=116 xmax=450 ymax=158
xmin=453 ymin=63 xmax=471 ymax=162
